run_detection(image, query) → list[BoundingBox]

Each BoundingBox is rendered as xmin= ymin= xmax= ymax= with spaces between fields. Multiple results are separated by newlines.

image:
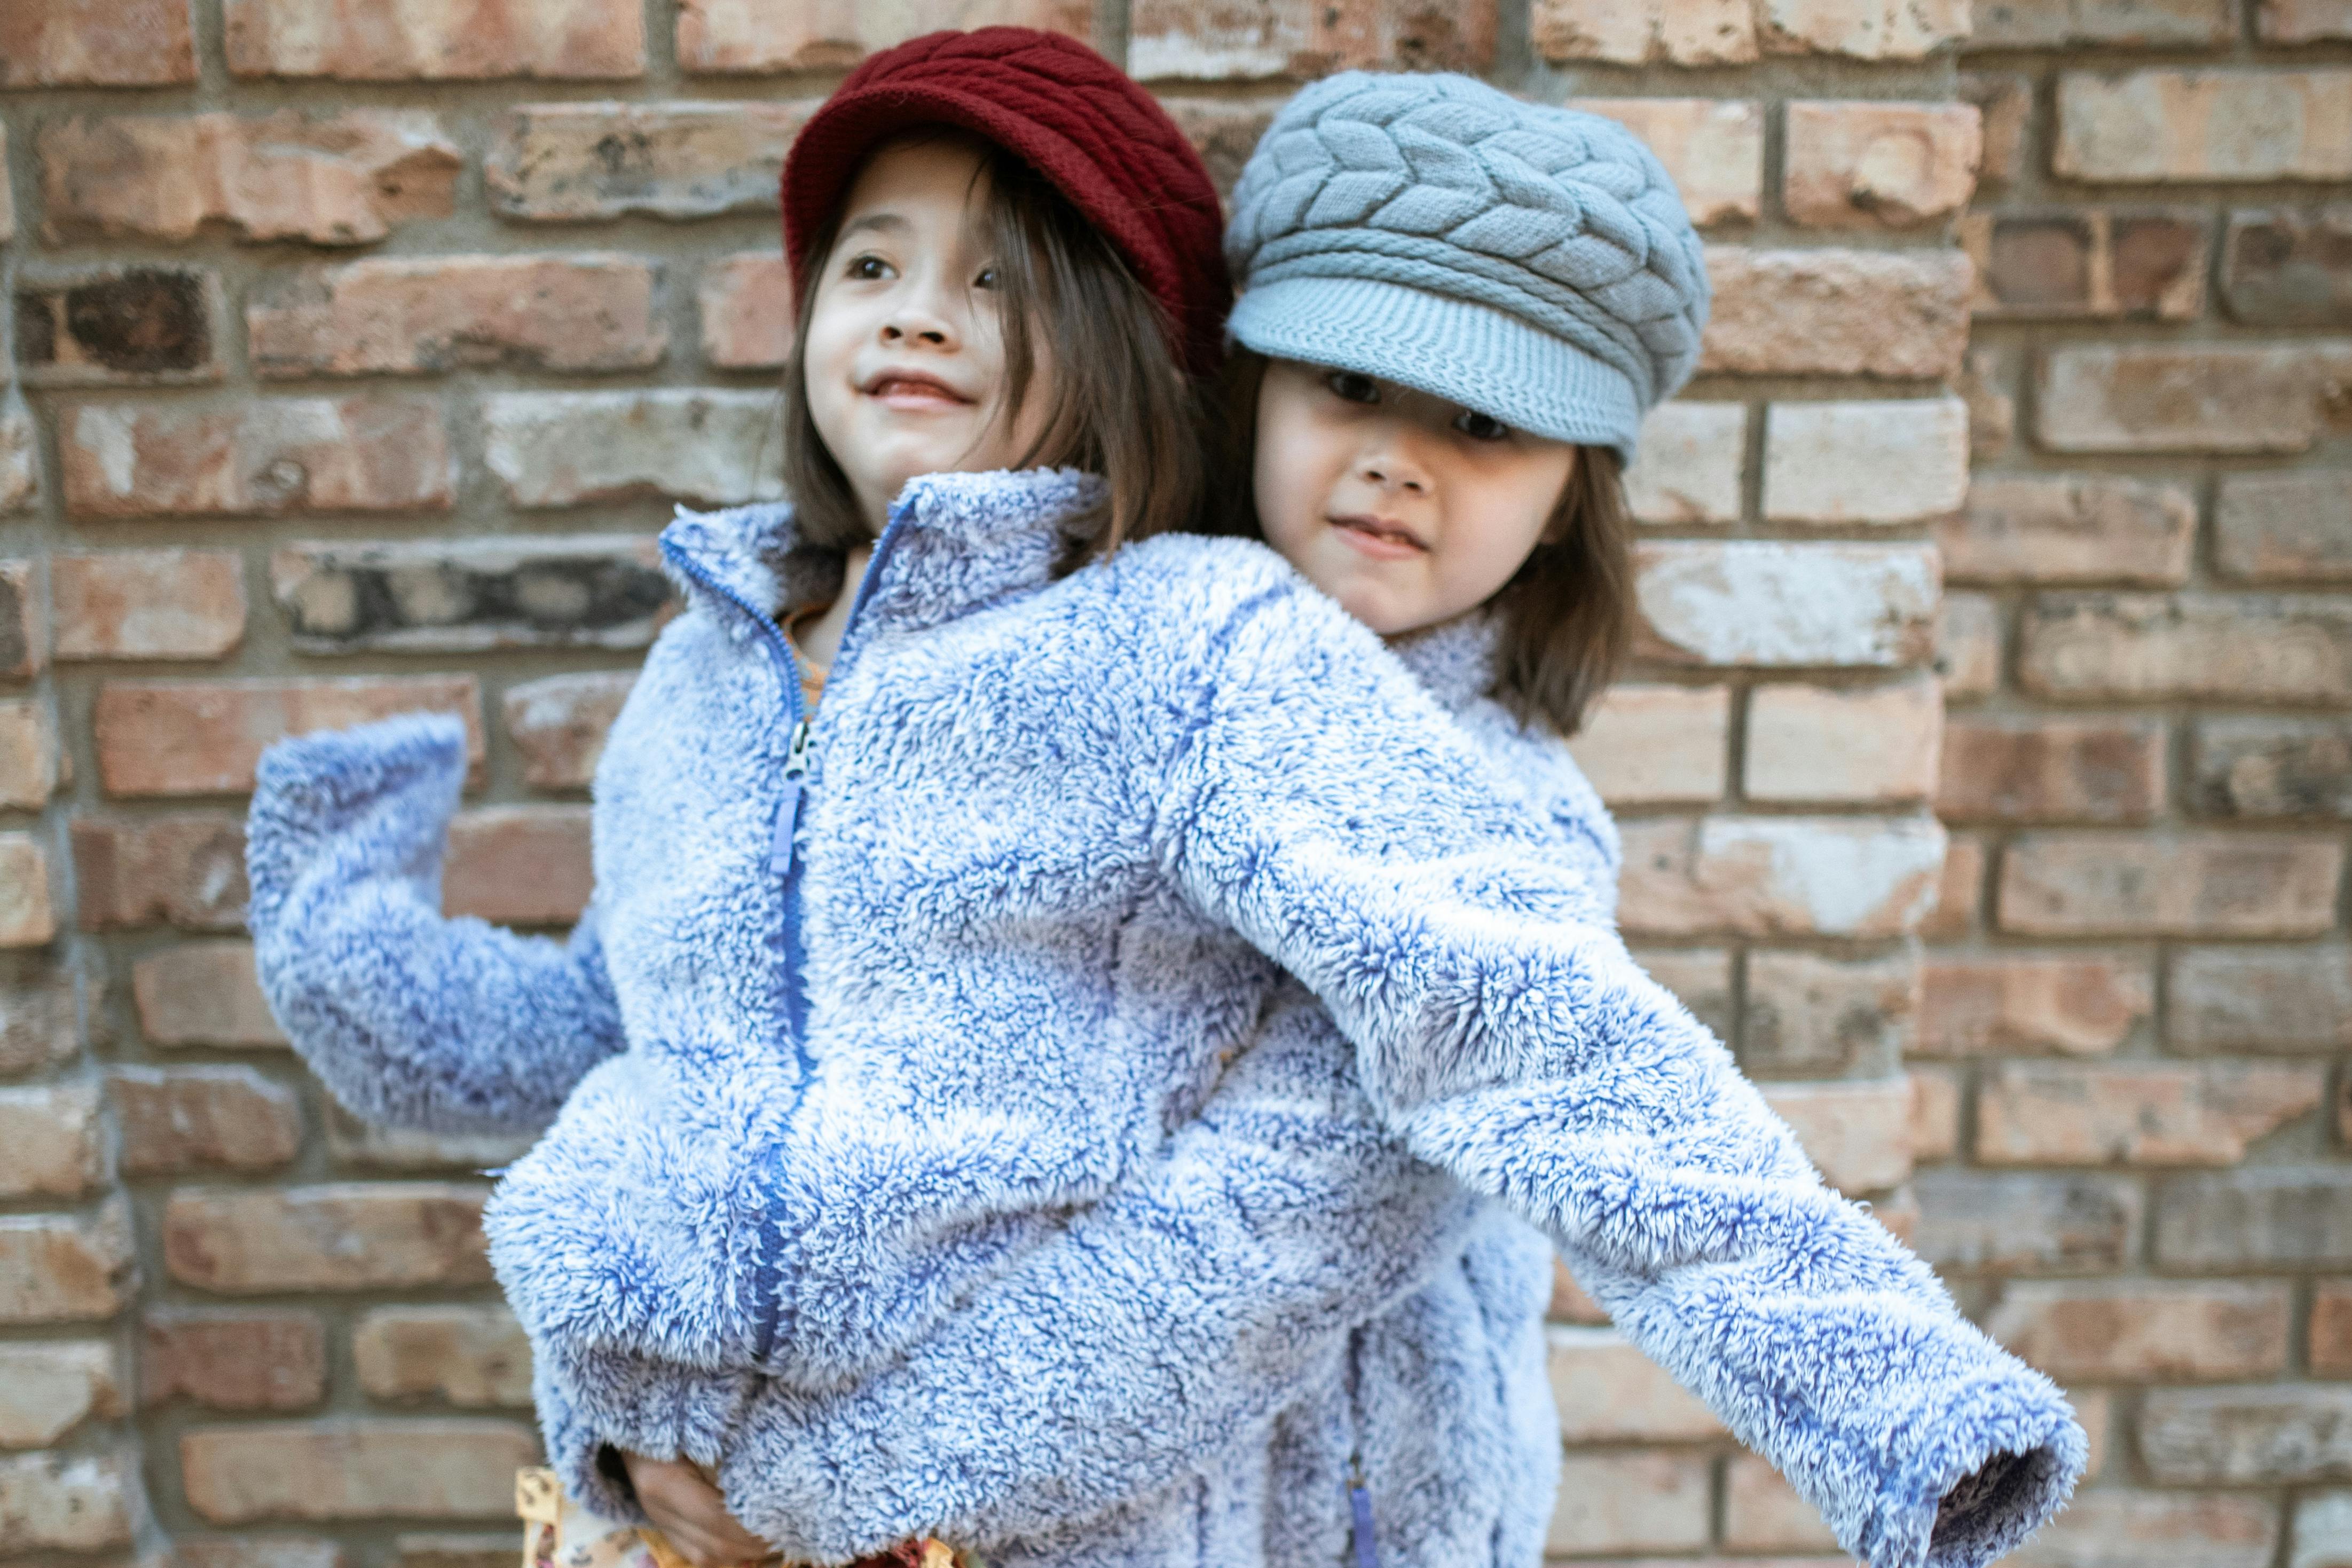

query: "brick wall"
xmin=0 ymin=3 xmax=2341 ymax=1567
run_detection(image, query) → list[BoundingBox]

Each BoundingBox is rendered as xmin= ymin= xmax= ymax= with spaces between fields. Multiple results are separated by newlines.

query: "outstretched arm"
xmin=246 ymin=713 xmax=626 ymax=1134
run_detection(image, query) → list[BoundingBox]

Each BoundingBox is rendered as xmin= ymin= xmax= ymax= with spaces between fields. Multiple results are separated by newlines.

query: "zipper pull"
xmin=769 ymin=720 xmax=812 ymax=876
xmin=1346 ymin=1465 xmax=1378 ymax=1568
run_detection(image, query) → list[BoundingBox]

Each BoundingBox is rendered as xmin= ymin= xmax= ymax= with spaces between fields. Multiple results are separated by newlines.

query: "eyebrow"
xmin=838 ymin=212 xmax=910 ymax=241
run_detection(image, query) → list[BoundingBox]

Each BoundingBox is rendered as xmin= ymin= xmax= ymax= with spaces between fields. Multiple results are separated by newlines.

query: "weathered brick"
xmin=274 ymin=538 xmax=667 ymax=655
xmin=0 ymin=700 xmax=60 ymax=810
xmin=1545 ymin=1452 xmax=1711 ymax=1554
xmin=2168 ymin=945 xmax=2352 ymax=1053
xmin=1547 ymin=1326 xmax=1723 ymax=1441
xmin=486 ymin=102 xmax=810 ymax=223
xmin=1 ymin=560 xmax=51 ymax=681
xmin=1910 ymin=1170 xmax=2141 ymax=1274
xmin=94 ymin=675 xmax=481 ymax=798
xmin=14 ymin=266 xmax=224 ymax=386
xmin=1971 ymin=0 xmax=2232 ymax=46
xmin=180 ymin=1420 xmax=538 ymax=1523
xmin=1621 ymin=401 xmax=1746 ymax=525
xmin=445 ymin=808 xmax=593 ymax=925
xmin=143 ymin=1309 xmax=326 ymax=1411
xmin=696 ymin=253 xmax=792 ymax=371
xmin=501 ymin=672 xmax=633 ymax=792
xmin=251 ymin=256 xmax=664 ymax=379
xmin=1746 ymin=677 xmax=1941 ymax=804
xmin=353 ymin=1305 xmax=533 ymax=1408
xmin=0 ymin=1342 xmax=123 ymax=1448
xmin=0 ymin=402 xmax=36 ymax=515
xmin=1988 ymin=1281 xmax=2287 ymax=1382
xmin=2020 ymin=595 xmax=2352 ymax=703
xmin=1618 ymin=813 xmax=1946 ymax=939
xmin=166 ymin=1184 xmax=490 ymax=1295
xmin=1705 ymin=250 xmax=1969 ymax=379
xmin=1632 ymin=947 xmax=1736 ymax=1042
xmin=1535 ymin=0 xmax=1965 ymax=62
xmin=392 ymin=1538 xmax=506 ymax=1568
xmin=1760 ymin=1077 xmax=1914 ymax=1191
xmin=326 ymin=1104 xmax=534 ymax=1173
xmin=2293 ymin=1493 xmax=2352 ymax=1568
xmin=2223 ymin=208 xmax=2352 ymax=328
xmin=2156 ymin=1168 xmax=2352 ymax=1270
xmin=1635 ymin=541 xmax=1940 ymax=668
xmin=111 ymin=1065 xmax=300 ymax=1176
xmin=1133 ymin=0 xmax=1496 ymax=79
xmin=2057 ymin=70 xmax=2352 ymax=184
xmin=682 ymin=0 xmax=1090 ymax=72
xmin=1573 ymin=100 xmax=1764 ymax=227
xmin=1934 ymin=592 xmax=2000 ymax=703
xmin=1917 ymin=954 xmax=2152 ymax=1057
xmin=1939 ymin=717 xmax=2165 ymax=824
xmin=0 ymin=1082 xmax=105 ymax=1200
xmin=1783 ymin=101 xmax=1980 ymax=231
xmin=172 ymin=1539 xmax=348 ymax=1568
xmin=40 ymin=111 xmax=459 ymax=246
xmin=1909 ymin=1067 xmax=1960 ymax=1163
xmin=2194 ymin=718 xmax=2352 ymax=820
xmin=1548 ymin=1256 xmax=1608 ymax=1324
xmin=483 ymin=391 xmax=784 ymax=509
xmin=0 ymin=1201 xmax=135 ymax=1323
xmin=2036 ymin=344 xmax=2352 ymax=454
xmin=1565 ymin=684 xmax=1729 ymax=805
xmin=1946 ymin=475 xmax=2196 ymax=587
xmin=53 ymin=550 xmax=246 ymax=662
xmin=2216 ymin=472 xmax=2352 ymax=583
xmin=135 ymin=942 xmax=289 ymax=1050
xmin=225 ymin=0 xmax=643 ymax=78
xmin=1156 ymin=99 xmax=1279 ymax=200
xmin=2142 ymin=1386 xmax=2352 ymax=1485
xmin=0 ymin=0 xmax=196 ymax=85
xmin=1963 ymin=74 xmax=2029 ymax=191
xmin=1763 ymin=399 xmax=1970 ymax=524
xmin=2264 ymin=0 xmax=2352 ymax=38
xmin=2001 ymin=1491 xmax=2276 ymax=1568
xmin=1757 ymin=0 xmax=1969 ymax=54
xmin=72 ymin=815 xmax=247 ymax=933
xmin=0 ymin=972 xmax=81 ymax=1080
xmin=1742 ymin=949 xmax=1917 ymax=1076
xmin=2315 ymin=1283 xmax=2352 ymax=1376
xmin=0 ymin=1451 xmax=141 ymax=1553
xmin=1920 ymin=831 xmax=1984 ymax=940
xmin=1999 ymin=833 xmax=2342 ymax=939
xmin=0 ymin=834 xmax=58 ymax=948
xmin=63 ymin=397 xmax=452 ymax=519
xmin=1724 ymin=1455 xmax=1836 ymax=1552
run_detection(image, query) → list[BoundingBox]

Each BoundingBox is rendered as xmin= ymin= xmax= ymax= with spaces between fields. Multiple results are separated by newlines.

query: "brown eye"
xmin=973 ymin=264 xmax=1001 ymax=290
xmin=846 ymin=254 xmax=891 ymax=281
xmin=1453 ymin=409 xmax=1511 ymax=442
xmin=1325 ymin=370 xmax=1379 ymax=405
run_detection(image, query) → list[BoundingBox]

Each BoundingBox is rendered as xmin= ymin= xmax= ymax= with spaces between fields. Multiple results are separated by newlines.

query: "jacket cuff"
xmin=536 ymin=1348 xmax=757 ymax=1526
xmin=1858 ymin=1362 xmax=2087 ymax=1568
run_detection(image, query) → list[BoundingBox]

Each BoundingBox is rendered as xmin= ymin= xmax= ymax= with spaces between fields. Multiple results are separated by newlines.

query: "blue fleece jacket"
xmin=247 ymin=468 xmax=2081 ymax=1568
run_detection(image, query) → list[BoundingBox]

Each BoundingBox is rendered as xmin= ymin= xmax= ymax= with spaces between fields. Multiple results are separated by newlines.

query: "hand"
xmin=617 ymin=1451 xmax=773 ymax=1568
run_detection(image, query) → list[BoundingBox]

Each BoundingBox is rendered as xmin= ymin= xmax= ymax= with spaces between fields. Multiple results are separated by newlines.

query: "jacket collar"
xmin=1389 ymin=610 xmax=1503 ymax=712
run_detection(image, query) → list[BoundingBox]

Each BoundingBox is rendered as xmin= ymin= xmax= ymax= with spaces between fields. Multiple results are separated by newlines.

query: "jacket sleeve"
xmin=538 ymin=989 xmax=1469 ymax=1562
xmin=245 ymin=712 xmax=626 ymax=1134
xmin=1159 ymin=597 xmax=2084 ymax=1568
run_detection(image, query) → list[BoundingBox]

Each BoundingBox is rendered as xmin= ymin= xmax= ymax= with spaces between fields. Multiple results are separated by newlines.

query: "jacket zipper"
xmin=1344 ymin=1325 xmax=1378 ymax=1568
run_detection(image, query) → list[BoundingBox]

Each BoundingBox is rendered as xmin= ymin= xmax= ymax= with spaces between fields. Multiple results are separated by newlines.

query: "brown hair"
xmin=781 ymin=128 xmax=1214 ymax=571
xmin=1217 ymin=348 xmax=1635 ymax=738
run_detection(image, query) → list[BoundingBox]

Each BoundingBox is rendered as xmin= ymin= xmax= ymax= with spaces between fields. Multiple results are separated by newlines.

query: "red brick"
xmin=484 ymin=391 xmax=784 ymax=509
xmin=1635 ymin=541 xmax=1940 ymax=668
xmin=1746 ymin=677 xmax=1941 ymax=804
xmin=180 ymin=1420 xmax=537 ymax=1523
xmin=13 ymin=265 xmax=225 ymax=386
xmin=1618 ymin=814 xmax=1946 ymax=939
xmin=1548 ymin=1257 xmax=1608 ymax=1324
xmin=0 ymin=1342 xmax=123 ymax=1449
xmin=681 ymin=0 xmax=1090 ymax=72
xmin=2001 ymin=1491 xmax=2277 ymax=1568
xmin=111 ymin=1065 xmax=300 ymax=1176
xmin=1703 ymin=249 xmax=1969 ymax=379
xmin=0 ymin=972 xmax=81 ymax=1080
xmin=273 ymin=537 xmax=667 ymax=655
xmin=1977 ymin=1061 xmax=2325 ymax=1167
xmin=1572 ymin=100 xmax=1764 ymax=227
xmin=1938 ymin=716 xmax=2166 ymax=824
xmin=1990 ymin=1281 xmax=2289 ymax=1383
xmin=352 ymin=1305 xmax=532 ymax=1408
xmin=2157 ymin=1169 xmax=2352 ymax=1271
xmin=1920 ymin=831 xmax=1985 ymax=939
xmin=1743 ymin=949 xmax=1917 ymax=1076
xmin=2194 ymin=718 xmax=2352 ymax=820
xmin=1 ymin=403 xmax=35 ymax=514
xmin=486 ymin=102 xmax=810 ymax=223
xmin=1918 ymin=954 xmax=2153 ymax=1057
xmin=0 ymin=0 xmax=196 ymax=85
xmin=2222 ymin=208 xmax=2352 ymax=328
xmin=52 ymin=550 xmax=246 ymax=662
xmin=0 ymin=1201 xmax=136 ymax=1323
xmin=72 ymin=815 xmax=247 ymax=933
xmin=174 ymin=1539 xmax=347 ymax=1568
xmin=94 ymin=675 xmax=481 ymax=798
xmin=1633 ymin=947 xmax=1736 ymax=1041
xmin=501 ymin=672 xmax=633 ymax=791
xmin=2142 ymin=1386 xmax=2352 ymax=1484
xmin=1564 ymin=685 xmax=1729 ymax=805
xmin=1546 ymin=1326 xmax=1724 ymax=1441
xmin=1909 ymin=1067 xmax=1960 ymax=1163
xmin=164 ymin=1184 xmax=491 ymax=1294
xmin=1944 ymin=476 xmax=2196 ymax=587
xmin=2021 ymin=594 xmax=2352 ymax=704
xmin=325 ymin=1104 xmax=533 ymax=1172
xmin=1 ymin=560 xmax=51 ymax=682
xmin=142 ymin=1309 xmax=326 ymax=1411
xmin=2058 ymin=70 xmax=2352 ymax=183
xmin=40 ymin=111 xmax=459 ymax=246
xmin=697 ymin=254 xmax=792 ymax=371
xmin=1622 ymin=402 xmax=1747 ymax=525
xmin=1763 ymin=398 xmax=1970 ymax=524
xmin=1912 ymin=1170 xmax=2141 ymax=1275
xmin=0 ymin=1451 xmax=142 ymax=1553
xmin=1757 ymin=0 xmax=1969 ymax=54
xmin=0 ymin=1083 xmax=105 ymax=1200
xmin=250 ymin=256 xmax=664 ymax=377
xmin=1545 ymin=1452 xmax=1711 ymax=1554
xmin=62 ymin=397 xmax=452 ymax=518
xmin=2216 ymin=471 xmax=2352 ymax=582
xmin=2036 ymin=343 xmax=2352 ymax=454
xmin=1783 ymin=101 xmax=1980 ymax=231
xmin=1934 ymin=592 xmax=2000 ymax=703
xmin=1998 ymin=832 xmax=2343 ymax=938
xmin=1724 ymin=1454 xmax=1837 ymax=1552
xmin=2263 ymin=0 xmax=2352 ymax=40
xmin=1972 ymin=0 xmax=2231 ymax=45
xmin=0 ymin=700 xmax=60 ymax=811
xmin=392 ymin=1537 xmax=506 ymax=1568
xmin=0 ymin=834 xmax=58 ymax=949
xmin=1154 ymin=99 xmax=1280 ymax=201
xmin=226 ymin=0 xmax=642 ymax=78
xmin=1760 ymin=1077 xmax=1915 ymax=1192
xmin=134 ymin=942 xmax=288 ymax=1050
xmin=2314 ymin=1282 xmax=2352 ymax=1376
xmin=1963 ymin=74 xmax=2029 ymax=190
xmin=1535 ymin=0 xmax=1965 ymax=62
xmin=444 ymin=807 xmax=593 ymax=925
xmin=1133 ymin=0 xmax=1496 ymax=80
xmin=2168 ymin=945 xmax=2352 ymax=1053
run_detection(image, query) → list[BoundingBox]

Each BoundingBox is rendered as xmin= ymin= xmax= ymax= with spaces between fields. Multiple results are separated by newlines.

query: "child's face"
xmin=803 ymin=137 xmax=1057 ymax=532
xmin=1252 ymin=359 xmax=1579 ymax=637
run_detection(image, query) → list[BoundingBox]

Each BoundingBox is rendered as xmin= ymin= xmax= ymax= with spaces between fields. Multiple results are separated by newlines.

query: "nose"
xmin=1357 ymin=432 xmax=1430 ymax=496
xmin=879 ymin=277 xmax=959 ymax=351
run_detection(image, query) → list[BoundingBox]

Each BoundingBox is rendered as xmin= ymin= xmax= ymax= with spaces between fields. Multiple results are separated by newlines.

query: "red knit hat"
xmin=780 ymin=27 xmax=1229 ymax=377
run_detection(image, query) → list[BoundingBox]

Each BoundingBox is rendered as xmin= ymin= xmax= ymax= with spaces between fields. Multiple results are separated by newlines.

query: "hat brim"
xmin=1228 ymin=275 xmax=1644 ymax=462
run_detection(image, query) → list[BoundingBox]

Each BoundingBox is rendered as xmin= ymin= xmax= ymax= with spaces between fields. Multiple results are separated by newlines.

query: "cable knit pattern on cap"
xmin=1225 ymin=72 xmax=1710 ymax=457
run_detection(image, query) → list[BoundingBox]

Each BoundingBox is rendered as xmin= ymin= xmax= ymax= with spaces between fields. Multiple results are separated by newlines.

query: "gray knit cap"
xmin=1224 ymin=72 xmax=1710 ymax=463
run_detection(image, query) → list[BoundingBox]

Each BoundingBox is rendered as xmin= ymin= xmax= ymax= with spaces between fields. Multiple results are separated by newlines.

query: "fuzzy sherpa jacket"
xmin=247 ymin=468 xmax=2082 ymax=1568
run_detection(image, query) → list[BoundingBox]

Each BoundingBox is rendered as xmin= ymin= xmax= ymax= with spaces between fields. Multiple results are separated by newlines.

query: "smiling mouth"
xmin=863 ymin=371 xmax=973 ymax=406
xmin=1328 ymin=514 xmax=1428 ymax=556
